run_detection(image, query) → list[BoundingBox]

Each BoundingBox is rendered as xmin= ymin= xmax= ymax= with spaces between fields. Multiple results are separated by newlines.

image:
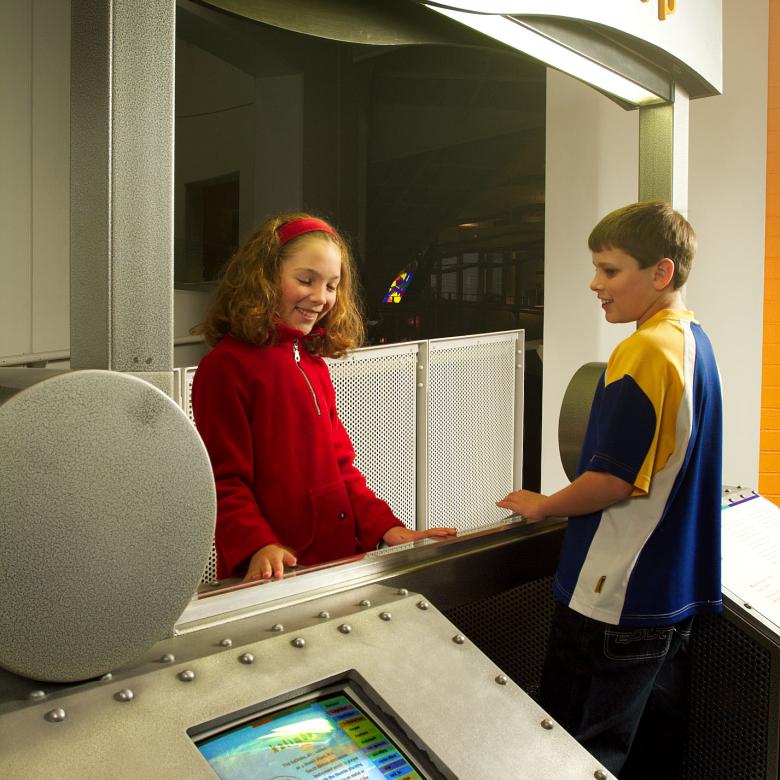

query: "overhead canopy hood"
xmin=196 ymin=0 xmax=722 ymax=108
xmin=422 ymin=0 xmax=723 ymax=102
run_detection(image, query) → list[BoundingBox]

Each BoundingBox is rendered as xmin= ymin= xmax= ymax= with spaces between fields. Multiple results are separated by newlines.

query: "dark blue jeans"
xmin=539 ymin=601 xmax=693 ymax=777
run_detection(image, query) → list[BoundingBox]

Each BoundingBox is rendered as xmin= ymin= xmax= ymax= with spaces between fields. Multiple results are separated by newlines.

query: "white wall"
xmin=542 ymin=0 xmax=768 ymax=492
xmin=687 ymin=0 xmax=768 ymax=486
xmin=0 ymin=5 xmax=216 ymax=366
xmin=541 ymin=70 xmax=638 ymax=493
xmin=0 ymin=0 xmax=70 ymax=360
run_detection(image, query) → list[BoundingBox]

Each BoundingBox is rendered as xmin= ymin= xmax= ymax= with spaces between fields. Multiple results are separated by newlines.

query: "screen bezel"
xmin=187 ymin=670 xmax=452 ymax=780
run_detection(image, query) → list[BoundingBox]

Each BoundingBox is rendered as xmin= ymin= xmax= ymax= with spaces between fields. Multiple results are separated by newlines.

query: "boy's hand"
xmin=244 ymin=544 xmax=297 ymax=581
xmin=382 ymin=526 xmax=457 ymax=546
xmin=496 ymin=489 xmax=548 ymax=522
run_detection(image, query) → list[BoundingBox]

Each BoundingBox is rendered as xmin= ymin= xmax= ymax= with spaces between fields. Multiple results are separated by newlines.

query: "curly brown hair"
xmin=193 ymin=212 xmax=365 ymax=358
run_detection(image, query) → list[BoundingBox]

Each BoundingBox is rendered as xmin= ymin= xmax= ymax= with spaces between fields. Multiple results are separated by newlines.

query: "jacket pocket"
xmin=302 ymin=481 xmax=358 ymax=562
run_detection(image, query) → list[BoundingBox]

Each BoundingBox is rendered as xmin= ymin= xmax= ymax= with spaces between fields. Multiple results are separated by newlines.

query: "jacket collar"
xmin=273 ymin=320 xmax=325 ymax=343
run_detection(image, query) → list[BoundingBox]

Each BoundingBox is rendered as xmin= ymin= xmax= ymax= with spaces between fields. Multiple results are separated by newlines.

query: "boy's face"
xmin=590 ymin=247 xmax=670 ymax=327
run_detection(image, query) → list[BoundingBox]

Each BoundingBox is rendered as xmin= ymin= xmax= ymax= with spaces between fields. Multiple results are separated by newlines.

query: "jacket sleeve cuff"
xmin=357 ymin=508 xmax=404 ymax=551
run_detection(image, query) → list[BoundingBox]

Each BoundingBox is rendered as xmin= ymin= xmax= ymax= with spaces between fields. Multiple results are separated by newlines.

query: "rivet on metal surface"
xmin=114 ymin=689 xmax=134 ymax=703
xmin=379 ymin=612 xmax=392 ymax=621
xmin=28 ymin=690 xmax=47 ymax=701
xmin=271 ymin=623 xmax=284 ymax=632
xmin=317 ymin=611 xmax=330 ymax=619
xmin=359 ymin=599 xmax=371 ymax=607
xmin=100 ymin=672 xmax=113 ymax=681
xmin=219 ymin=638 xmax=233 ymax=648
xmin=594 ymin=770 xmax=608 ymax=780
xmin=160 ymin=653 xmax=175 ymax=663
xmin=239 ymin=653 xmax=255 ymax=665
xmin=292 ymin=638 xmax=306 ymax=648
xmin=452 ymin=634 xmax=466 ymax=644
xmin=44 ymin=708 xmax=66 ymax=723
xmin=495 ymin=674 xmax=508 ymax=686
xmin=417 ymin=600 xmax=429 ymax=610
xmin=178 ymin=670 xmax=196 ymax=682
xmin=338 ymin=624 xmax=352 ymax=634
xmin=540 ymin=719 xmax=554 ymax=730
xmin=397 ymin=588 xmax=408 ymax=596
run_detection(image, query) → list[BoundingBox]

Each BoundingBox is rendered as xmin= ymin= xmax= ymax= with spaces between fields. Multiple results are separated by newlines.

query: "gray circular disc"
xmin=558 ymin=362 xmax=606 ymax=482
xmin=0 ymin=370 xmax=215 ymax=682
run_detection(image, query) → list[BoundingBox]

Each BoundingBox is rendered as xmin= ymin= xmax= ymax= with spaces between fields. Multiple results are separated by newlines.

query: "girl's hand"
xmin=244 ymin=544 xmax=297 ymax=581
xmin=382 ymin=526 xmax=457 ymax=546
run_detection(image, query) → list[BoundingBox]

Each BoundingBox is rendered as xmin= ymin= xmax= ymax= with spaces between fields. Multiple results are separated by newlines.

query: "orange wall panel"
xmin=757 ymin=472 xmax=780 ymax=495
xmin=761 ymin=0 xmax=780 ymax=503
xmin=764 ymin=275 xmax=780 ymax=300
xmin=761 ymin=386 xmax=780 ymax=408
xmin=760 ymin=429 xmax=780 ymax=449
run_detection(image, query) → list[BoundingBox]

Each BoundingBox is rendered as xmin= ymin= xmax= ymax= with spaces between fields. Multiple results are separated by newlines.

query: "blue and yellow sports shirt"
xmin=553 ymin=309 xmax=723 ymax=627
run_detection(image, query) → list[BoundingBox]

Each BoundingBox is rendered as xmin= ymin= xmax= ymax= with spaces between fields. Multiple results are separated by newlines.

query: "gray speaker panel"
xmin=0 ymin=370 xmax=216 ymax=682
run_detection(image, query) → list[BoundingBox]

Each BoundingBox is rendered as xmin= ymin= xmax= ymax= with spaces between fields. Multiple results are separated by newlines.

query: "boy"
xmin=498 ymin=201 xmax=722 ymax=776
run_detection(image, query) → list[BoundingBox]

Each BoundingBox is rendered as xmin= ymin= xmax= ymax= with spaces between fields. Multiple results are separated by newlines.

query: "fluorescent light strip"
xmin=426 ymin=5 xmax=664 ymax=106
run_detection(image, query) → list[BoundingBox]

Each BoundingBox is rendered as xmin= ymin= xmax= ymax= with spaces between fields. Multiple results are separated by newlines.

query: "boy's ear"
xmin=653 ymin=258 xmax=675 ymax=290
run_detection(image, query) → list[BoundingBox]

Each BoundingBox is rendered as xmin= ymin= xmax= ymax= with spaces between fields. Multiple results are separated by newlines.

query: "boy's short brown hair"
xmin=588 ymin=201 xmax=697 ymax=289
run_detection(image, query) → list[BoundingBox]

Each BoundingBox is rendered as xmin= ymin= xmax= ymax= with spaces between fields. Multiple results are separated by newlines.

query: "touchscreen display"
xmin=196 ymin=692 xmax=423 ymax=779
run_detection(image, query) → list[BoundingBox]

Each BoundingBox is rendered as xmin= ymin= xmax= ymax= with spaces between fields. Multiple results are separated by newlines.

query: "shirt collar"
xmin=638 ymin=308 xmax=695 ymax=330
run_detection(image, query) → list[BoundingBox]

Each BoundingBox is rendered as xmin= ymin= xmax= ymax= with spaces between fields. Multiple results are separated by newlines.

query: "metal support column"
xmin=638 ymin=84 xmax=690 ymax=213
xmin=70 ymin=0 xmax=175 ymax=395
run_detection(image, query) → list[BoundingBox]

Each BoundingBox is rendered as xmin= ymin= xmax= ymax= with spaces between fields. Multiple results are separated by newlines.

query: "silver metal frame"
xmin=70 ymin=0 xmax=175 ymax=396
xmin=179 ymin=517 xmax=551 ymax=632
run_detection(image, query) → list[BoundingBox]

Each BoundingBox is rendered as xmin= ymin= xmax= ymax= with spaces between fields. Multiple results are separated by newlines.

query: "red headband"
xmin=277 ymin=217 xmax=337 ymax=245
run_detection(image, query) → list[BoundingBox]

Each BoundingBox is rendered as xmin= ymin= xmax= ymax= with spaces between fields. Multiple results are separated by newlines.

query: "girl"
xmin=191 ymin=212 xmax=455 ymax=581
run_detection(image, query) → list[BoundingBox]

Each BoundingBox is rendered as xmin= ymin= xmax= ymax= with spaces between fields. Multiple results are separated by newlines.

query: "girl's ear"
xmin=653 ymin=258 xmax=675 ymax=290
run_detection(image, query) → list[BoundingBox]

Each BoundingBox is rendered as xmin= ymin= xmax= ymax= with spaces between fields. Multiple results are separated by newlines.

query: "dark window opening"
xmin=181 ymin=172 xmax=240 ymax=284
xmin=174 ymin=1 xmax=544 ymax=488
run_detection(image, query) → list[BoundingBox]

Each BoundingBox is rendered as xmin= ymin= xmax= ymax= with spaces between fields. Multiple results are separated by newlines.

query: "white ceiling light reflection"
xmin=425 ymin=6 xmax=665 ymax=106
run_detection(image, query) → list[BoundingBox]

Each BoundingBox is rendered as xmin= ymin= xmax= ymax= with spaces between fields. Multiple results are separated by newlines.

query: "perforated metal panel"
xmin=444 ymin=576 xmax=554 ymax=700
xmin=172 ymin=367 xmax=182 ymax=408
xmin=444 ymin=579 xmax=780 ymax=779
xmin=685 ymin=613 xmax=776 ymax=779
xmin=425 ymin=331 xmax=523 ymax=531
xmin=183 ymin=331 xmax=523 ymax=583
xmin=182 ymin=365 xmax=218 ymax=584
xmin=182 ymin=366 xmax=196 ymax=423
xmin=326 ymin=343 xmax=419 ymax=529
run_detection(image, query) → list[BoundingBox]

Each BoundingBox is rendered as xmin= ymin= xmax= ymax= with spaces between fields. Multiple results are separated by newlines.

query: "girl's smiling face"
xmin=277 ymin=237 xmax=342 ymax=334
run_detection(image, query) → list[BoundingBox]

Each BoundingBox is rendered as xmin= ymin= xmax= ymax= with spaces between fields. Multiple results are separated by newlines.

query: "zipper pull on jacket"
xmin=292 ymin=339 xmax=321 ymax=416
